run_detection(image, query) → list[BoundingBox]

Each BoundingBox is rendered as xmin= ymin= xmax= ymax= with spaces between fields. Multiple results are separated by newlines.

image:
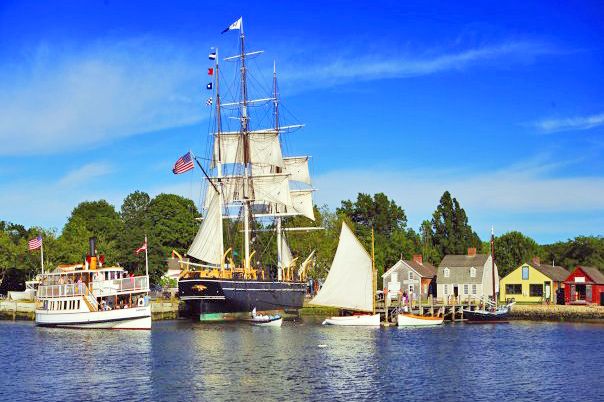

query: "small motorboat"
xmin=250 ymin=308 xmax=283 ymax=327
xmin=397 ymin=312 xmax=444 ymax=327
xmin=322 ymin=314 xmax=380 ymax=326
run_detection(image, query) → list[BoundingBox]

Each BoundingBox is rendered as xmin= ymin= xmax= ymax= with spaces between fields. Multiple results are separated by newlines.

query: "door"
xmin=586 ymin=285 xmax=592 ymax=303
xmin=544 ymin=282 xmax=551 ymax=302
xmin=453 ymin=285 xmax=459 ymax=297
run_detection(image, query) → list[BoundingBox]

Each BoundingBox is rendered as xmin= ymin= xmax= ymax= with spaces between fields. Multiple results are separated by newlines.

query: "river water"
xmin=0 ymin=319 xmax=602 ymax=401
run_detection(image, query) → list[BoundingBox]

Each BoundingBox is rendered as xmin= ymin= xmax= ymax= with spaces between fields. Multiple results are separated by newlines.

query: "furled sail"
xmin=283 ymin=156 xmax=311 ymax=184
xmin=310 ymin=222 xmax=373 ymax=312
xmin=188 ymin=189 xmax=223 ymax=265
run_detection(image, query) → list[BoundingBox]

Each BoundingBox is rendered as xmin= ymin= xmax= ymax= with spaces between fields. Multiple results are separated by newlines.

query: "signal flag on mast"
xmin=221 ymin=17 xmax=242 ymax=34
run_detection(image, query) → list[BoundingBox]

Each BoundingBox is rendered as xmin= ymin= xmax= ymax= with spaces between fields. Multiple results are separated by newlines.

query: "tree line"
xmin=1 ymin=190 xmax=603 ymax=284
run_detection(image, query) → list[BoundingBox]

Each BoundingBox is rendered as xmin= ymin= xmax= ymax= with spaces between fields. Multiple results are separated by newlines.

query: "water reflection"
xmin=1 ymin=320 xmax=603 ymax=402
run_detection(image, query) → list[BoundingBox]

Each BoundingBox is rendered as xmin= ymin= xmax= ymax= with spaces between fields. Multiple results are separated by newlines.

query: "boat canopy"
xmin=310 ymin=222 xmax=373 ymax=312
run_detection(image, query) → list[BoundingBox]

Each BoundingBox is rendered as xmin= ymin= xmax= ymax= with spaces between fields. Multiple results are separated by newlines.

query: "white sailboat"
xmin=310 ymin=222 xmax=380 ymax=326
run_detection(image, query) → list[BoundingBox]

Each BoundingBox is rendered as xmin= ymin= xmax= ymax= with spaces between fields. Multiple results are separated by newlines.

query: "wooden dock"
xmin=376 ymin=297 xmax=485 ymax=323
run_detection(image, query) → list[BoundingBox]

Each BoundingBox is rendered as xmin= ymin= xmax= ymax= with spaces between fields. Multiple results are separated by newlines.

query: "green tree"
xmin=116 ymin=191 xmax=151 ymax=274
xmin=57 ymin=200 xmax=122 ymax=263
xmin=493 ymin=231 xmax=540 ymax=277
xmin=431 ymin=191 xmax=481 ymax=259
xmin=542 ymin=236 xmax=604 ymax=271
xmin=146 ymin=193 xmax=199 ymax=283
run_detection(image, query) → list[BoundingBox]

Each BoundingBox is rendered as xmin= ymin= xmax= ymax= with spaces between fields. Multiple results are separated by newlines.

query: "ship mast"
xmin=214 ymin=48 xmax=225 ymax=263
xmin=491 ymin=226 xmax=496 ymax=308
xmin=274 ymin=61 xmax=283 ymax=281
xmin=239 ymin=20 xmax=251 ymax=271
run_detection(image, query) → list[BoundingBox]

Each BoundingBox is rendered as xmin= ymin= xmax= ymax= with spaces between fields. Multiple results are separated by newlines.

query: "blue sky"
xmin=0 ymin=1 xmax=603 ymax=243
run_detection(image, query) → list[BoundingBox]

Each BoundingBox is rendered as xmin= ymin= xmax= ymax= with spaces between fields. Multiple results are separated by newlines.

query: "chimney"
xmin=531 ymin=256 xmax=540 ymax=266
xmin=467 ymin=247 xmax=476 ymax=257
xmin=412 ymin=254 xmax=423 ymax=265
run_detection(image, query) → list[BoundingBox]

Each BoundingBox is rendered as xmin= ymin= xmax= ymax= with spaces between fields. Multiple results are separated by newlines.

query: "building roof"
xmin=439 ymin=254 xmax=490 ymax=269
xmin=531 ymin=263 xmax=569 ymax=282
xmin=382 ymin=259 xmax=437 ymax=279
xmin=577 ymin=266 xmax=604 ymax=284
xmin=405 ymin=260 xmax=437 ymax=278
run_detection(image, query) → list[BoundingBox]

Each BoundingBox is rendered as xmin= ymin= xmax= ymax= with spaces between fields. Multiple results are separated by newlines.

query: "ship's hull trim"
xmin=179 ymin=279 xmax=306 ymax=321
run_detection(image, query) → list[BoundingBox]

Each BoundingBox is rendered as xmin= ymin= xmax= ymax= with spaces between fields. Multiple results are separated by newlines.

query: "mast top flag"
xmin=222 ymin=17 xmax=242 ymax=34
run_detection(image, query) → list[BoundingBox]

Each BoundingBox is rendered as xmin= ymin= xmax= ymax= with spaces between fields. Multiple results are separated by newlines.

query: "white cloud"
xmin=280 ymin=41 xmax=556 ymax=87
xmin=313 ymin=159 xmax=604 ymax=239
xmin=533 ymin=112 xmax=604 ymax=133
xmin=0 ymin=38 xmax=206 ymax=156
xmin=58 ymin=162 xmax=114 ymax=187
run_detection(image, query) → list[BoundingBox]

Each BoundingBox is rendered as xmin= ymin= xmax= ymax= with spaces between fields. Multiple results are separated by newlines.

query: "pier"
xmin=375 ymin=297 xmax=485 ymax=323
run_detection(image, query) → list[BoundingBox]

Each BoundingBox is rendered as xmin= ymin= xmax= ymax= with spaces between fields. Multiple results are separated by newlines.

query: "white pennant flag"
xmin=222 ymin=17 xmax=242 ymax=33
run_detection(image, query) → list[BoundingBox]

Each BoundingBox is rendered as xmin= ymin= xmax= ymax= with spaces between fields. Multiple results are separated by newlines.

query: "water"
xmin=0 ymin=319 xmax=602 ymax=402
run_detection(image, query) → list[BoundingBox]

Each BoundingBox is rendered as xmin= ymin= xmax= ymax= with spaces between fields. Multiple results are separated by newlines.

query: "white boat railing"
xmin=37 ymin=276 xmax=149 ymax=298
xmin=91 ymin=276 xmax=149 ymax=296
xmin=37 ymin=283 xmax=88 ymax=298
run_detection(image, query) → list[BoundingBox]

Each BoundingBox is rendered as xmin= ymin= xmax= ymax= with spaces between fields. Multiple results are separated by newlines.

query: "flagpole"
xmin=144 ymin=235 xmax=149 ymax=278
xmin=40 ymin=237 xmax=44 ymax=275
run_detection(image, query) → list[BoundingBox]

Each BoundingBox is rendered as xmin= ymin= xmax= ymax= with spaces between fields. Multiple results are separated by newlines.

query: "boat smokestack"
xmin=89 ymin=237 xmax=97 ymax=257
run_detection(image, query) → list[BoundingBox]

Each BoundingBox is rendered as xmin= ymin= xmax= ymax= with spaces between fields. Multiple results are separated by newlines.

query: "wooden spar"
xmin=491 ymin=226 xmax=496 ymax=308
xmin=274 ymin=60 xmax=283 ymax=281
xmin=372 ymin=227 xmax=376 ymax=315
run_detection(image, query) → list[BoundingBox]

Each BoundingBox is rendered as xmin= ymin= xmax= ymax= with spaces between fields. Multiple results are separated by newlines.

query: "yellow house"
xmin=499 ymin=258 xmax=569 ymax=304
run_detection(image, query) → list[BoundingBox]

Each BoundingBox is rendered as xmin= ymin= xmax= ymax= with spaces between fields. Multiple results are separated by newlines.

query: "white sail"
xmin=283 ymin=156 xmax=311 ymax=184
xmin=310 ymin=222 xmax=373 ymax=312
xmin=250 ymin=174 xmax=292 ymax=207
xmin=212 ymin=132 xmax=283 ymax=168
xmin=281 ymin=236 xmax=293 ymax=268
xmin=289 ymin=189 xmax=315 ymax=221
xmin=204 ymin=174 xmax=293 ymax=209
xmin=188 ymin=189 xmax=223 ymax=265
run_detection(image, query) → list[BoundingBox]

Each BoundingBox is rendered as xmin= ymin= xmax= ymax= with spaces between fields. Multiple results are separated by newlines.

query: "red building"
xmin=564 ymin=266 xmax=604 ymax=305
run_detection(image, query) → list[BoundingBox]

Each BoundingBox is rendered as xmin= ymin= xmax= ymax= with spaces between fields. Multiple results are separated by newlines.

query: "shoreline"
xmin=2 ymin=299 xmax=604 ymax=324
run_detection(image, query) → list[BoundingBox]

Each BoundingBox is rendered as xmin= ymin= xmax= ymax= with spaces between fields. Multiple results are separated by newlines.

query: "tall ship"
xmin=178 ymin=18 xmax=317 ymax=321
xmin=35 ymin=237 xmax=151 ymax=329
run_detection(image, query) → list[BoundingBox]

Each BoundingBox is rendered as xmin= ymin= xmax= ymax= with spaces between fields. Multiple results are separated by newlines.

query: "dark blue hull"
xmin=179 ymin=278 xmax=306 ymax=320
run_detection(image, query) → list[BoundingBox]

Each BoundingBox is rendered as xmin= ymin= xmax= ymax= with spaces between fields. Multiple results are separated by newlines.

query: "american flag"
xmin=28 ymin=236 xmax=42 ymax=251
xmin=172 ymin=152 xmax=195 ymax=174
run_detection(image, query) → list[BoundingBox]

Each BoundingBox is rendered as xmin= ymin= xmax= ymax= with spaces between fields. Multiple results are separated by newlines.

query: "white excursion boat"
xmin=8 ymin=278 xmax=41 ymax=301
xmin=311 ymin=222 xmax=380 ymax=326
xmin=35 ymin=237 xmax=151 ymax=330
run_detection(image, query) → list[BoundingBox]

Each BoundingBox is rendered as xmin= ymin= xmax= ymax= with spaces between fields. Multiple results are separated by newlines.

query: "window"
xmin=529 ymin=284 xmax=543 ymax=297
xmin=470 ymin=267 xmax=476 ymax=278
xmin=472 ymin=284 xmax=477 ymax=295
xmin=506 ymin=284 xmax=522 ymax=294
xmin=464 ymin=284 xmax=469 ymax=294
xmin=444 ymin=285 xmax=448 ymax=295
xmin=444 ymin=268 xmax=450 ymax=278
xmin=522 ymin=266 xmax=529 ymax=280
xmin=408 ymin=272 xmax=413 ymax=280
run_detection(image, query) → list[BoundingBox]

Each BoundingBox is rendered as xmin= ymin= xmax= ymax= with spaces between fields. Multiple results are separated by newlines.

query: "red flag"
xmin=208 ymin=67 xmax=214 ymax=76
xmin=135 ymin=241 xmax=147 ymax=254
